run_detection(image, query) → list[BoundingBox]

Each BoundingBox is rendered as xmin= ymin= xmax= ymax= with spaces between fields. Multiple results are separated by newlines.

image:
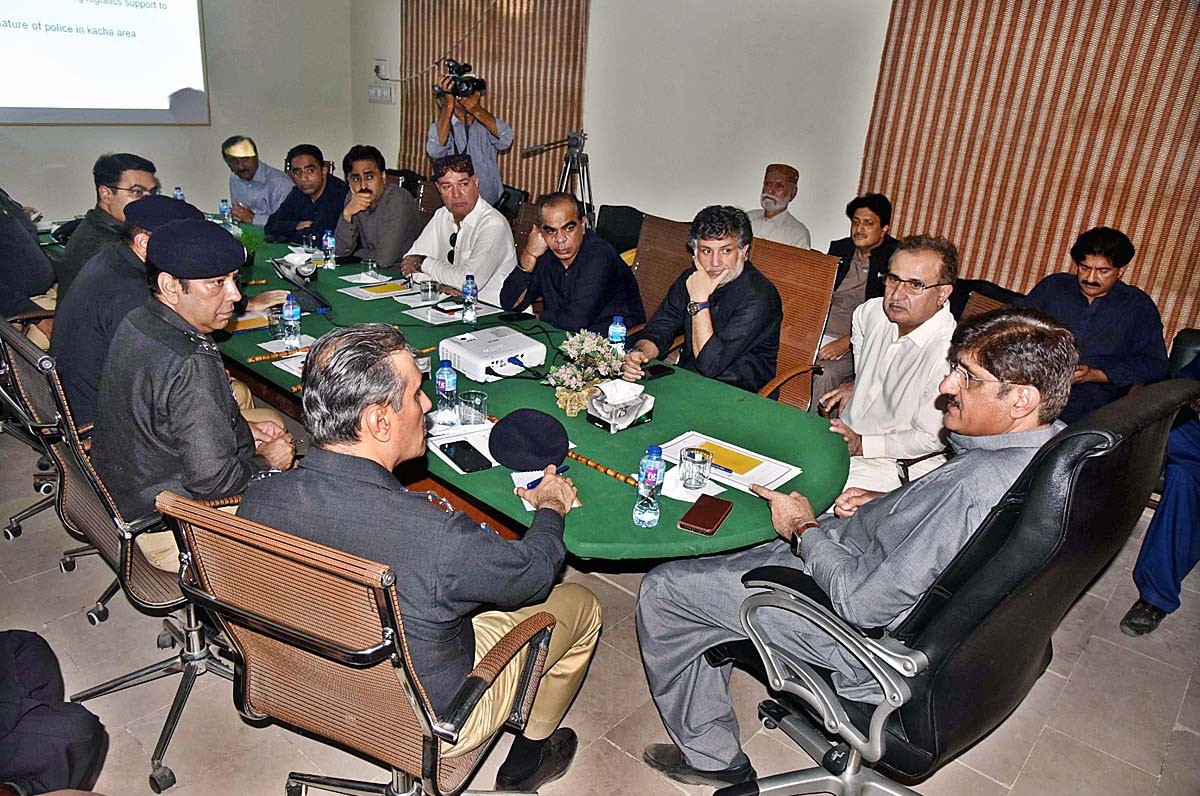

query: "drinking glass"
xmin=362 ymin=258 xmax=380 ymax=282
xmin=458 ymin=390 xmax=489 ymax=425
xmin=266 ymin=308 xmax=284 ymax=340
xmin=680 ymin=447 xmax=714 ymax=490
xmin=419 ymin=279 xmax=441 ymax=302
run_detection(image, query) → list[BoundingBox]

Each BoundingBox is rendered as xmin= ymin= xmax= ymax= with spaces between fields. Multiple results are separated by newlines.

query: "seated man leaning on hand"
xmin=622 ymin=205 xmax=782 ymax=393
xmin=334 ymin=144 xmax=422 ymax=270
xmin=91 ymin=219 xmax=295 ymax=570
xmin=635 ymin=308 xmax=1076 ymax=788
xmin=401 ymin=154 xmax=517 ymax=306
xmin=818 ymin=235 xmax=959 ymax=492
xmin=238 ymin=324 xmax=601 ymax=792
xmin=500 ymin=191 xmax=645 ymax=334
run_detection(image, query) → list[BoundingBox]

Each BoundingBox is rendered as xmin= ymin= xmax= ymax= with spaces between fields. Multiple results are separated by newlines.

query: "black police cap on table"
xmin=488 ymin=408 xmax=569 ymax=471
xmin=123 ymin=194 xmax=204 ymax=231
xmin=146 ymin=218 xmax=246 ymax=279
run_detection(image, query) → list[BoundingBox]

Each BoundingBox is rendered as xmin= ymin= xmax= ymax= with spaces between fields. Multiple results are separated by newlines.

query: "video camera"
xmin=434 ymin=58 xmax=487 ymax=98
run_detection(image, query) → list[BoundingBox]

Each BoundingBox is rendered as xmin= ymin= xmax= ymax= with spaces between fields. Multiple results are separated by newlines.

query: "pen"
xmin=525 ymin=465 xmax=569 ymax=490
xmin=711 ymin=463 xmax=734 ymax=474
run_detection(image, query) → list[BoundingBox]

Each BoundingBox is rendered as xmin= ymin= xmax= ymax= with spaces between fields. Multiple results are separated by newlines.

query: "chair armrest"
xmin=739 ymin=569 xmax=929 ymax=763
xmin=8 ymin=309 xmax=54 ymax=326
xmin=896 ymin=447 xmax=950 ymax=484
xmin=432 ymin=611 xmax=556 ymax=744
xmin=757 ymin=364 xmax=824 ymax=399
xmin=194 ymin=494 xmax=244 ymax=509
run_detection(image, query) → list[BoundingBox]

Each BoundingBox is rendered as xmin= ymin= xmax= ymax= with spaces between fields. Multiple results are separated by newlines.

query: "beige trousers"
xmin=446 ymin=582 xmax=602 ymax=757
xmin=136 ymin=504 xmax=238 ymax=571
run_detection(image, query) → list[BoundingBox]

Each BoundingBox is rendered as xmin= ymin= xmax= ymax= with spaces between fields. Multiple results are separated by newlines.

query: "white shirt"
xmin=842 ymin=297 xmax=955 ymax=462
xmin=405 ymin=198 xmax=517 ymax=306
xmin=747 ymin=208 xmax=811 ymax=249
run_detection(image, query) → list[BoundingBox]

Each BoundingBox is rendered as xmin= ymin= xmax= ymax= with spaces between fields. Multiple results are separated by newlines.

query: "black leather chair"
xmin=948 ymin=278 xmax=1024 ymax=320
xmin=706 ymin=378 xmax=1200 ymax=796
xmin=1168 ymin=328 xmax=1200 ymax=377
xmin=595 ymin=204 xmax=645 ymax=255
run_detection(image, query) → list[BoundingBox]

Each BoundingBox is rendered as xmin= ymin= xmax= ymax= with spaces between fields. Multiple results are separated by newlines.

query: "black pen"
xmin=525 ymin=465 xmax=569 ymax=490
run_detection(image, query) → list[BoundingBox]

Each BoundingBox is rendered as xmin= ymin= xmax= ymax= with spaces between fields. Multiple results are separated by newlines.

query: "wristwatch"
xmin=789 ymin=520 xmax=820 ymax=557
xmin=686 ymin=300 xmax=711 ymax=316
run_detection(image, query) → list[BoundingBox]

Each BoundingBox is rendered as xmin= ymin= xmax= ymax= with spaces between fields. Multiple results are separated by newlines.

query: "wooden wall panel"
xmin=860 ymin=0 xmax=1199 ymax=341
xmin=398 ymin=0 xmax=589 ymax=201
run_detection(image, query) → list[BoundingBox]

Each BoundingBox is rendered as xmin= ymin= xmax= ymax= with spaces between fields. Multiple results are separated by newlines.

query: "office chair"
xmin=0 ymin=319 xmax=234 ymax=793
xmin=157 ymin=491 xmax=559 ymax=796
xmin=705 ymin=377 xmax=1200 ymax=796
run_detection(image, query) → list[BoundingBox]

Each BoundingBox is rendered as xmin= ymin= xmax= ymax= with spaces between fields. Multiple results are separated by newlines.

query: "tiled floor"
xmin=1 ymin=430 xmax=1197 ymax=796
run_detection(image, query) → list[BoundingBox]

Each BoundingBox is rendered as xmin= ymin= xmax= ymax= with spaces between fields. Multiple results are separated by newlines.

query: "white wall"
xmin=349 ymin=0 xmax=403 ymax=164
xmin=0 ymin=0 xmax=353 ymax=220
xmin=582 ymin=0 xmax=891 ymax=250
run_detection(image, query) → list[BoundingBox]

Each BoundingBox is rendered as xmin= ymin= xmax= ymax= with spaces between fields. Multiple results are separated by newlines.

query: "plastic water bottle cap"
xmin=324 ymin=229 xmax=333 ymax=234
xmin=286 ymin=292 xmax=296 ymax=301
xmin=647 ymin=445 xmax=662 ymax=456
xmin=440 ymin=359 xmax=451 ymax=368
xmin=613 ymin=315 xmax=624 ymax=324
xmin=466 ymin=274 xmax=475 ymax=281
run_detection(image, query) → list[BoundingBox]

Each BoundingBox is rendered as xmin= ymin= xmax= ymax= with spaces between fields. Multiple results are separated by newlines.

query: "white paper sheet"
xmin=257 ymin=335 xmax=317 ymax=353
xmin=402 ymin=304 xmax=503 ymax=326
xmin=272 ymin=355 xmax=306 ymax=378
xmin=336 ymin=282 xmax=414 ymax=300
xmin=339 ymin=272 xmax=394 ymax=285
xmin=393 ymin=290 xmax=446 ymax=307
xmin=658 ymin=431 xmax=802 ymax=494
xmin=660 ymin=464 xmax=727 ymax=503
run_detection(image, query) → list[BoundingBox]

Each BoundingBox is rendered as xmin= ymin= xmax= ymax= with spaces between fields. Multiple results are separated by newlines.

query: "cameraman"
xmin=426 ymin=65 xmax=513 ymax=207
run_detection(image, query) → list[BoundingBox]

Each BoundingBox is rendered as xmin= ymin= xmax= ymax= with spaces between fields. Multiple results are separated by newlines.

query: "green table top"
xmin=221 ymin=238 xmax=850 ymax=560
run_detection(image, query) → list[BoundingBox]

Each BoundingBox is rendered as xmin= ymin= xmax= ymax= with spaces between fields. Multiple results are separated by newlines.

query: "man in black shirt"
xmin=622 ymin=205 xmax=782 ymax=393
xmin=264 ymin=144 xmax=350 ymax=244
xmin=239 ymin=324 xmax=600 ymax=791
xmin=57 ymin=152 xmax=157 ymax=300
xmin=500 ymin=192 xmax=644 ymax=334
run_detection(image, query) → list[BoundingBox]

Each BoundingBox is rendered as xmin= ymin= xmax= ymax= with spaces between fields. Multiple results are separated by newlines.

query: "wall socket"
xmin=367 ymin=83 xmax=395 ymax=104
xmin=373 ymin=58 xmax=390 ymax=80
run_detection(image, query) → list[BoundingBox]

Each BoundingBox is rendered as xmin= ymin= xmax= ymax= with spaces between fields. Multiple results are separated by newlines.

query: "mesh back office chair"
xmin=1 ymin=310 xmax=61 ymax=539
xmin=750 ymin=240 xmax=840 ymax=411
xmin=0 ymin=319 xmax=234 ymax=793
xmin=706 ymin=378 xmax=1200 ymax=796
xmin=629 ymin=215 xmax=692 ymax=331
xmin=157 ymin=492 xmax=558 ymax=796
xmin=510 ymin=201 xmax=540 ymax=257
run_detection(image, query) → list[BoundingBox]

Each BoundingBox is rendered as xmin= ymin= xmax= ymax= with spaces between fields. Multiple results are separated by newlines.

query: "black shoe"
xmin=495 ymin=728 xmax=578 ymax=791
xmin=642 ymin=743 xmax=757 ymax=788
xmin=1120 ymin=599 xmax=1168 ymax=636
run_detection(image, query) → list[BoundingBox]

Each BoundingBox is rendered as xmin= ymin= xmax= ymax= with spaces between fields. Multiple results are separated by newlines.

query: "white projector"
xmin=438 ymin=327 xmax=547 ymax=383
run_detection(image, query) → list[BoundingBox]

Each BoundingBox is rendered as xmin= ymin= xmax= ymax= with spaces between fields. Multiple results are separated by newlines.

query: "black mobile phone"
xmin=643 ymin=363 xmax=674 ymax=381
xmin=439 ymin=440 xmax=493 ymax=473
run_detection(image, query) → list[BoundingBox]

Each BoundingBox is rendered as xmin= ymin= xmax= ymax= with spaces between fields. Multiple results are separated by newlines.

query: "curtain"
xmin=398 ymin=0 xmax=590 ymax=200
xmin=860 ymin=0 xmax=1199 ymax=341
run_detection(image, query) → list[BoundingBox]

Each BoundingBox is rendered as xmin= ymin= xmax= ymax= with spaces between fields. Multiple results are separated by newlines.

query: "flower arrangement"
xmin=545 ymin=330 xmax=623 ymax=415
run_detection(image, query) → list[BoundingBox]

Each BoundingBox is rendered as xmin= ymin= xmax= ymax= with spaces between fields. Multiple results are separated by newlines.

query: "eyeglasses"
xmin=106 ymin=184 xmax=160 ymax=199
xmin=947 ymin=362 xmax=1005 ymax=389
xmin=447 ymin=231 xmax=458 ymax=264
xmin=883 ymin=272 xmax=952 ymax=294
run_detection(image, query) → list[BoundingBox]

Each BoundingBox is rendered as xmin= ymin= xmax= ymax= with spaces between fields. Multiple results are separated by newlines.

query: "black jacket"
xmin=57 ymin=207 xmax=124 ymax=300
xmin=0 ymin=187 xmax=54 ymax=317
xmin=827 ymin=234 xmax=897 ymax=301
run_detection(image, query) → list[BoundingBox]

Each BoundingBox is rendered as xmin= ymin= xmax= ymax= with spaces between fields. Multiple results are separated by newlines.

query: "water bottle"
xmin=608 ymin=315 xmax=627 ymax=356
xmin=321 ymin=229 xmax=336 ymax=269
xmin=435 ymin=360 xmax=459 ymax=426
xmin=172 ymin=186 xmax=185 ymax=202
xmin=281 ymin=293 xmax=302 ymax=349
xmin=218 ymin=198 xmax=233 ymax=228
xmin=461 ymin=274 xmax=478 ymax=325
xmin=633 ymin=445 xmax=666 ymax=527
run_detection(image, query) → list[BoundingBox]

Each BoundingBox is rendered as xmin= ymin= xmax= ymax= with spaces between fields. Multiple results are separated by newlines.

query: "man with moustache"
xmin=746 ymin=163 xmax=811 ymax=249
xmin=635 ymin=308 xmax=1076 ymax=788
xmin=1018 ymin=226 xmax=1168 ymax=423
xmin=622 ymin=205 xmax=782 ymax=393
xmin=401 ymin=154 xmax=517 ymax=305
xmin=818 ymin=235 xmax=958 ymax=491
xmin=221 ymin=135 xmax=294 ymax=225
xmin=335 ymin=144 xmax=422 ymax=271
xmin=811 ymin=193 xmax=899 ymax=405
xmin=91 ymin=219 xmax=295 ymax=569
xmin=499 ymin=191 xmax=644 ymax=334
xmin=426 ymin=67 xmax=513 ymax=206
xmin=265 ymin=144 xmax=350 ymax=244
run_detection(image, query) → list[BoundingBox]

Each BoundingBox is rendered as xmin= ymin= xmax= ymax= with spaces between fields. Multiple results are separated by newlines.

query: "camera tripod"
xmin=521 ymin=130 xmax=595 ymax=224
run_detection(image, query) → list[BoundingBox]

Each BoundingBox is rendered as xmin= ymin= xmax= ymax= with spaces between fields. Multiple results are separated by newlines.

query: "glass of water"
xmin=680 ymin=447 xmax=714 ymax=490
xmin=362 ymin=258 xmax=380 ymax=282
xmin=458 ymin=390 xmax=489 ymax=425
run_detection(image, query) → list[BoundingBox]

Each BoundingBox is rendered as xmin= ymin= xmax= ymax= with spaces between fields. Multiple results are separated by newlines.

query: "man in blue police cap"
xmin=91 ymin=218 xmax=296 ymax=569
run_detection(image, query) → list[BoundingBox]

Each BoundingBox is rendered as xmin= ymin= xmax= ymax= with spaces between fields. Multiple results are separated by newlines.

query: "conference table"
xmin=219 ymin=238 xmax=850 ymax=561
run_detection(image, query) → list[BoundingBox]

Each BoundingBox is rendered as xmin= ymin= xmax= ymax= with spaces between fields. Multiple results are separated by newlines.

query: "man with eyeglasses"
xmin=1017 ymin=226 xmax=1168 ymax=424
xmin=400 ymin=154 xmax=517 ymax=306
xmin=221 ymin=135 xmax=294 ymax=226
xmin=264 ymin=144 xmax=350 ymax=244
xmin=57 ymin=152 xmax=157 ymax=300
xmin=334 ymin=144 xmax=421 ymax=271
xmin=817 ymin=235 xmax=959 ymax=492
xmin=636 ymin=308 xmax=1075 ymax=789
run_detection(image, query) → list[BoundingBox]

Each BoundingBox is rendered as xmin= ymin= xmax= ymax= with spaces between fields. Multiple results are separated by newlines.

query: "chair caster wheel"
xmin=59 ymin=556 xmax=76 ymax=572
xmin=763 ymin=717 xmax=778 ymax=730
xmin=157 ymin=630 xmax=177 ymax=649
xmin=3 ymin=524 xmax=19 ymax=540
xmin=36 ymin=455 xmax=53 ymax=472
xmin=86 ymin=605 xmax=109 ymax=625
xmin=149 ymin=764 xmax=176 ymax=793
xmin=285 ymin=780 xmax=305 ymax=796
